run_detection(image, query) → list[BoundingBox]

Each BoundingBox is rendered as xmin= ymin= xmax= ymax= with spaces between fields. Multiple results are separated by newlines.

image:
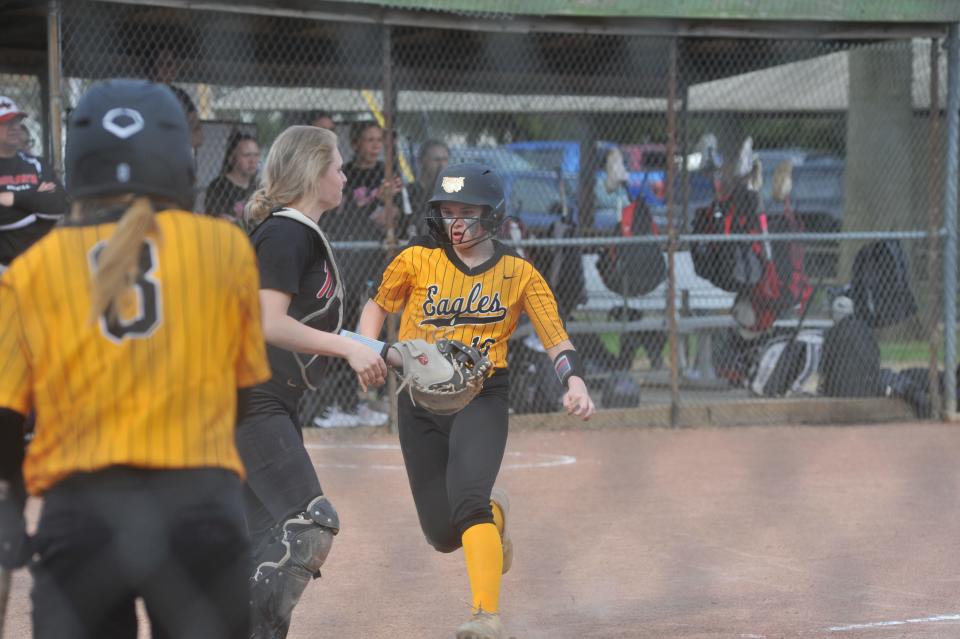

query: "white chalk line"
xmin=304 ymin=443 xmax=575 ymax=470
xmin=826 ymin=613 xmax=960 ymax=632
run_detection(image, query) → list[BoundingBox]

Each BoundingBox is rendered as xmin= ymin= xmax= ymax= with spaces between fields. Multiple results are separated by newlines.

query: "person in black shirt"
xmin=204 ymin=131 xmax=259 ymax=226
xmin=239 ymin=125 xmax=388 ymax=639
xmin=0 ymin=96 xmax=67 ymax=269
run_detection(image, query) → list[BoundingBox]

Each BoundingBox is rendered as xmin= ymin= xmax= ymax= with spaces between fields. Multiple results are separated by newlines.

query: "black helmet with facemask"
xmin=425 ymin=162 xmax=505 ymax=246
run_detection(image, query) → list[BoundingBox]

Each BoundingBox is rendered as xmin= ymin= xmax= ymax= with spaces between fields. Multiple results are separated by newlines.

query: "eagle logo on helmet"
xmin=441 ymin=176 xmax=465 ymax=193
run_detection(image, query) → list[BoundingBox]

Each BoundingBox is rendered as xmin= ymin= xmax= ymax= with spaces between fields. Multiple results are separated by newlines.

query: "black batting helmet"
xmin=66 ymin=79 xmax=195 ymax=210
xmin=426 ymin=162 xmax=505 ymax=245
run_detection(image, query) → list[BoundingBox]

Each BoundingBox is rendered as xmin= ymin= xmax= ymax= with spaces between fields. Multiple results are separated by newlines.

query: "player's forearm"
xmin=262 ymin=313 xmax=355 ymax=359
xmin=358 ymin=299 xmax=388 ymax=339
xmin=545 ymin=340 xmax=575 ymax=361
xmin=546 ymin=340 xmax=586 ymax=388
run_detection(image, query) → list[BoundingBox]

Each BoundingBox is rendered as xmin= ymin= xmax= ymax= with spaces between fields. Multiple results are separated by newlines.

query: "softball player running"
xmin=238 ymin=124 xmax=388 ymax=639
xmin=0 ymin=79 xmax=270 ymax=638
xmin=359 ymin=162 xmax=595 ymax=639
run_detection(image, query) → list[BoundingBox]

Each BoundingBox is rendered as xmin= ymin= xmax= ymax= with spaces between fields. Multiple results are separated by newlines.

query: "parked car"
xmin=506 ymin=140 xmax=653 ymax=203
xmin=507 ymin=171 xmax=621 ymax=233
xmin=448 ymin=146 xmax=540 ymax=173
xmin=507 ymin=140 xmax=716 ymax=226
xmin=448 ymin=146 xmax=620 ymax=234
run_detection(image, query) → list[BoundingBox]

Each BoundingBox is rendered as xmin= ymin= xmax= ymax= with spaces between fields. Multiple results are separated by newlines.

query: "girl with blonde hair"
xmin=237 ymin=124 xmax=389 ymax=639
xmin=0 ymin=79 xmax=270 ymax=639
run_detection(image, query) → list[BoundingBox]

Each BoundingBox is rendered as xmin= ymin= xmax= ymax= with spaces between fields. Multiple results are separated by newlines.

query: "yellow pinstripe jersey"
xmin=372 ymin=237 xmax=568 ymax=369
xmin=0 ymin=209 xmax=270 ymax=495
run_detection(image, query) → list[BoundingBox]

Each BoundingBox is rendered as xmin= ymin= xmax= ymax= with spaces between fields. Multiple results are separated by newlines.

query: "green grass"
xmin=599 ymin=332 xmax=620 ymax=356
xmin=879 ymin=341 xmax=940 ymax=365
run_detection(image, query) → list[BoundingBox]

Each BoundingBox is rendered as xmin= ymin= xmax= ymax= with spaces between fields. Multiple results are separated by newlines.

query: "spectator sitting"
xmin=405 ymin=139 xmax=449 ymax=238
xmin=204 ymin=131 xmax=259 ymax=227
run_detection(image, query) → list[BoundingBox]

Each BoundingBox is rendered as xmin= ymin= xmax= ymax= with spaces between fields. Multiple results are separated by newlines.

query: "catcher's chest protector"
xmin=252 ymin=208 xmax=344 ymax=390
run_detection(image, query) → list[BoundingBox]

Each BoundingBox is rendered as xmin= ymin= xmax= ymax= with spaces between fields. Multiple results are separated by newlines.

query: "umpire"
xmin=0 ymin=80 xmax=270 ymax=638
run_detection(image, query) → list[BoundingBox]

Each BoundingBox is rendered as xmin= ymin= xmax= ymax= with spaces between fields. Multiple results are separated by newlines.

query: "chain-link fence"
xmin=13 ymin=0 xmax=959 ymax=428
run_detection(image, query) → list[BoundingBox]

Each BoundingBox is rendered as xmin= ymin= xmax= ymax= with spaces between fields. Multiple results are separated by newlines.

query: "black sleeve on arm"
xmin=254 ymin=220 xmax=313 ymax=294
xmin=0 ymin=408 xmax=27 ymax=484
xmin=13 ymin=187 xmax=68 ymax=217
xmin=13 ymin=159 xmax=68 ymax=216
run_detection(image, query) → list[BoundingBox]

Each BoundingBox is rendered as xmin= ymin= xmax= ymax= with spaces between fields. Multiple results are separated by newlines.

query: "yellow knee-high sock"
xmin=461 ymin=523 xmax=502 ymax=613
xmin=491 ymin=500 xmax=505 ymax=536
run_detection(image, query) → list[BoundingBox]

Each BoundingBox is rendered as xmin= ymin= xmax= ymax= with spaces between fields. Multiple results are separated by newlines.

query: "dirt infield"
xmin=6 ymin=421 xmax=960 ymax=638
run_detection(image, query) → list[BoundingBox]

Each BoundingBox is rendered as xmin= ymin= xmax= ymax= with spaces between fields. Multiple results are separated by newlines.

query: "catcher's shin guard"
xmin=249 ymin=496 xmax=340 ymax=639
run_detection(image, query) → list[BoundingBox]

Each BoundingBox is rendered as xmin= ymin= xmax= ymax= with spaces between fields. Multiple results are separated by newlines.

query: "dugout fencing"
xmin=5 ymin=0 xmax=960 ymax=427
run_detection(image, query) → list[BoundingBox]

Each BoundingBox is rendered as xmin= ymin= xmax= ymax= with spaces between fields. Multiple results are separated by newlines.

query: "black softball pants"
xmin=30 ymin=466 xmax=249 ymax=639
xmin=235 ymin=396 xmax=324 ymax=549
xmin=397 ymin=370 xmax=509 ymax=553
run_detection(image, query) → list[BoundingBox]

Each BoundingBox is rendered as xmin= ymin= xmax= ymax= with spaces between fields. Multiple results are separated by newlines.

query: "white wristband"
xmin=339 ymin=329 xmax=389 ymax=359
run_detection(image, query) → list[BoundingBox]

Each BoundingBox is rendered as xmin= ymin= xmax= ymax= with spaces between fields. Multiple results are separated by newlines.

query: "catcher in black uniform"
xmin=359 ymin=162 xmax=596 ymax=639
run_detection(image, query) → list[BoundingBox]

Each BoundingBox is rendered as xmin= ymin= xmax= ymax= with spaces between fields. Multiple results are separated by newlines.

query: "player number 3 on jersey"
xmin=88 ymin=240 xmax=163 ymax=342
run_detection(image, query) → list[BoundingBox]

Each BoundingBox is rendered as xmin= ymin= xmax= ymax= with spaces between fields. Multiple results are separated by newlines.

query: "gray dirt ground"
xmin=6 ymin=421 xmax=960 ymax=638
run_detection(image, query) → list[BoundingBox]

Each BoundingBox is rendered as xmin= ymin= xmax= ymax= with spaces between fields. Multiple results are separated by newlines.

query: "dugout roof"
xmin=3 ymin=0 xmax=958 ymax=98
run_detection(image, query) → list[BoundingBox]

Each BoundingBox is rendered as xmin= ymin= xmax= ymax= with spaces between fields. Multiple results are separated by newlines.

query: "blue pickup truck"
xmin=505 ymin=140 xmax=654 ymax=203
xmin=447 ymin=146 xmax=621 ymax=233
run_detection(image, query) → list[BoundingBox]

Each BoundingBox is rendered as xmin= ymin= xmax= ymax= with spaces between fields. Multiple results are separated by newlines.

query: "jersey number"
xmin=471 ymin=336 xmax=495 ymax=356
xmin=89 ymin=240 xmax=162 ymax=342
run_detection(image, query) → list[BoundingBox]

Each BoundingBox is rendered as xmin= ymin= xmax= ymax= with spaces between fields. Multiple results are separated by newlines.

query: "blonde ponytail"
xmin=244 ymin=188 xmax=276 ymax=226
xmin=88 ymin=196 xmax=160 ymax=323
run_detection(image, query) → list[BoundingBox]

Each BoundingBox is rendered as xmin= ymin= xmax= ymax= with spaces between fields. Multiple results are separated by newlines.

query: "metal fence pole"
xmin=943 ymin=23 xmax=960 ymax=419
xmin=381 ymin=25 xmax=401 ymax=434
xmin=666 ymin=37 xmax=680 ymax=427
xmin=46 ymin=0 xmax=64 ymax=176
xmin=928 ymin=36 xmax=943 ymax=418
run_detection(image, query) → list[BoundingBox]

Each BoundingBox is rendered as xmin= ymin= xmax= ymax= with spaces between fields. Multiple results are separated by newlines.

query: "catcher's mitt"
xmin=391 ymin=338 xmax=492 ymax=415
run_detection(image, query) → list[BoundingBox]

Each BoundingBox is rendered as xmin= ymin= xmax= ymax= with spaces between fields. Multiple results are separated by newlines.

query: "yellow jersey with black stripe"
xmin=371 ymin=236 xmax=568 ymax=369
xmin=0 ymin=209 xmax=271 ymax=495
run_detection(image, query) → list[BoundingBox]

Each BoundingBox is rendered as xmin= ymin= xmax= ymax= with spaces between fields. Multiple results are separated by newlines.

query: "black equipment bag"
xmin=819 ymin=316 xmax=881 ymax=397
xmin=596 ymin=198 xmax=666 ymax=297
xmin=691 ymin=183 xmax=764 ymax=293
xmin=850 ymin=240 xmax=917 ymax=329
xmin=507 ymin=334 xmax=564 ymax=414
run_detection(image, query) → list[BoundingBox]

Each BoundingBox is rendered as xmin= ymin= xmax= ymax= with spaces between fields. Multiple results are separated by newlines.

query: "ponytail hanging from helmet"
xmin=89 ymin=197 xmax=159 ymax=324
